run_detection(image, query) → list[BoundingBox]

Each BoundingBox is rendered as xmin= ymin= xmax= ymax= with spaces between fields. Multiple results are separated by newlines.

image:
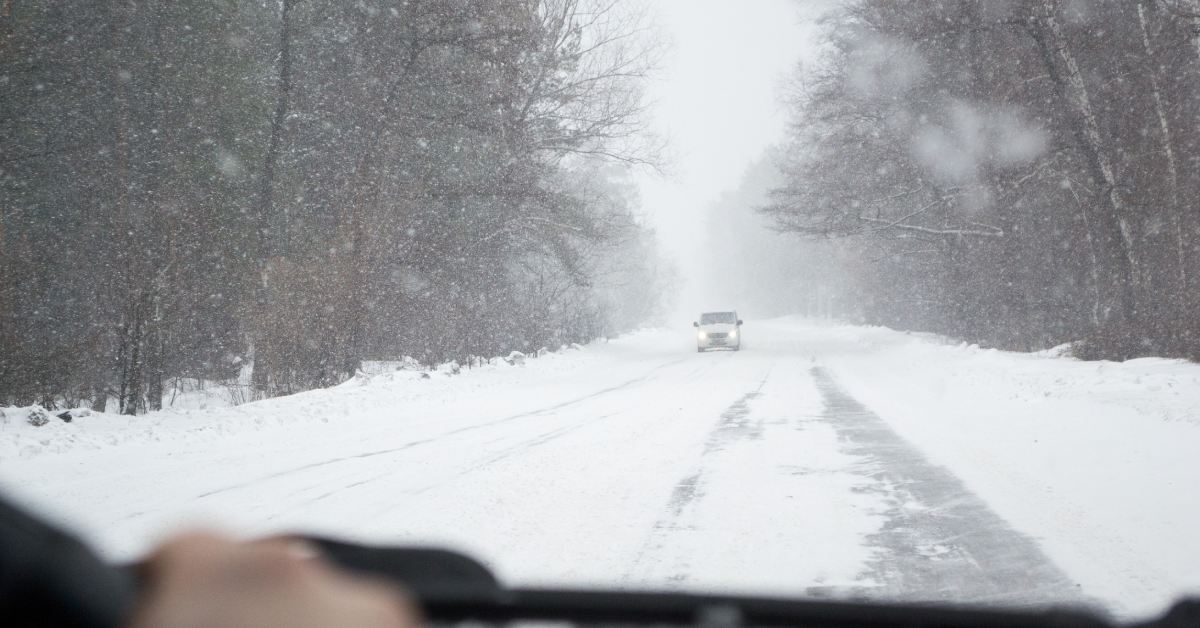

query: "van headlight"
xmin=698 ymin=331 xmax=707 ymax=339
xmin=729 ymin=330 xmax=737 ymax=339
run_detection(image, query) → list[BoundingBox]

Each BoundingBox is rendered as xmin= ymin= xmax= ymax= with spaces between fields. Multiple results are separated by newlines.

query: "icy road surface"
xmin=3 ymin=318 xmax=1200 ymax=619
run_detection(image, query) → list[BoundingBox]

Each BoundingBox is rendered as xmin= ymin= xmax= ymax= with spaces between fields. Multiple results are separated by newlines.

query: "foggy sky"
xmin=635 ymin=0 xmax=832 ymax=318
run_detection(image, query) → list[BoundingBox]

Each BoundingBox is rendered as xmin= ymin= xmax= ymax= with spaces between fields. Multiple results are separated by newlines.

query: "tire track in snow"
xmin=809 ymin=367 xmax=1095 ymax=609
xmin=266 ymin=411 xmax=623 ymax=518
xmin=624 ymin=371 xmax=772 ymax=583
xmin=326 ymin=359 xmax=728 ymax=517
xmin=194 ymin=358 xmax=692 ymax=500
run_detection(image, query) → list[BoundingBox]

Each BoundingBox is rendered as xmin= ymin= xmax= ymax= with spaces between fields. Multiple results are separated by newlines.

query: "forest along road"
xmin=8 ymin=318 xmax=1191 ymax=618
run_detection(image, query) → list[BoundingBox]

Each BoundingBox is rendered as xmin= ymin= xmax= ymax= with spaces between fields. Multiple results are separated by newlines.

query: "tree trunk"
xmin=1190 ymin=0 xmax=1200 ymax=65
xmin=144 ymin=282 xmax=164 ymax=412
xmin=1137 ymin=1 xmax=1187 ymax=295
xmin=1062 ymin=176 xmax=1104 ymax=327
xmin=107 ymin=2 xmax=135 ymax=411
xmin=332 ymin=43 xmax=431 ymax=380
xmin=251 ymin=0 xmax=295 ymax=397
xmin=1031 ymin=3 xmax=1139 ymax=343
xmin=91 ymin=384 xmax=108 ymax=413
xmin=144 ymin=321 xmax=163 ymax=411
xmin=120 ymin=295 xmax=145 ymax=416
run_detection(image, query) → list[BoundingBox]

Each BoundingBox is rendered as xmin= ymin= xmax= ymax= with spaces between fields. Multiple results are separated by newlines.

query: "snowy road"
xmin=3 ymin=319 xmax=1199 ymax=618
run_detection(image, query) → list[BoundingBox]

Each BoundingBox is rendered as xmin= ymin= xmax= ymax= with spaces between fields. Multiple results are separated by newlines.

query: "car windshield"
xmin=2 ymin=0 xmax=1199 ymax=624
xmin=700 ymin=313 xmax=737 ymax=325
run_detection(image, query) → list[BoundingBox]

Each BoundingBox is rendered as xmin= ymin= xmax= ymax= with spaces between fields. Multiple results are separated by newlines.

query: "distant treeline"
xmin=0 ymin=1 xmax=668 ymax=411
xmin=767 ymin=0 xmax=1200 ymax=359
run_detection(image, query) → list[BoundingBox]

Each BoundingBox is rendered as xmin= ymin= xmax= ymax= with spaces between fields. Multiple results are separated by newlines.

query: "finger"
xmin=136 ymin=532 xmax=236 ymax=581
xmin=330 ymin=576 xmax=424 ymax=628
xmin=249 ymin=535 xmax=324 ymax=561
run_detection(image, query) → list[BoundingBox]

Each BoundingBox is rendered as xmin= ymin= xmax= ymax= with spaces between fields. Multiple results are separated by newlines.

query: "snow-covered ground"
xmin=2 ymin=318 xmax=1198 ymax=620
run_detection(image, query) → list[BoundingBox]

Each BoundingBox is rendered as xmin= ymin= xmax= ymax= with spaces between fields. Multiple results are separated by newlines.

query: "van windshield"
xmin=700 ymin=312 xmax=737 ymax=325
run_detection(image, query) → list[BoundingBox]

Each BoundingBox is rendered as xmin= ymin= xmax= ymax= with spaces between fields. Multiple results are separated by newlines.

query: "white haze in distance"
xmin=633 ymin=0 xmax=834 ymax=321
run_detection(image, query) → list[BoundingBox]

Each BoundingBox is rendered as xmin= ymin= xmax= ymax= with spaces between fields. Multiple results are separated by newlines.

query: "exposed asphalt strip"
xmin=808 ymin=367 xmax=1095 ymax=610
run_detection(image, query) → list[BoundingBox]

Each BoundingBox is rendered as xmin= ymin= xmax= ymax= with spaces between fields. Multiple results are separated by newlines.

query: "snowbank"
xmin=0 ymin=332 xmax=663 ymax=462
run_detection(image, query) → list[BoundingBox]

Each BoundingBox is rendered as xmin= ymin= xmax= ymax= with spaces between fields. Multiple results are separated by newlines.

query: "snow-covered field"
xmin=2 ymin=318 xmax=1198 ymax=619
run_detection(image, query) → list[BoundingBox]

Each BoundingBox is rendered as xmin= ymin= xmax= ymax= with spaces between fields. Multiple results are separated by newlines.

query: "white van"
xmin=693 ymin=311 xmax=742 ymax=352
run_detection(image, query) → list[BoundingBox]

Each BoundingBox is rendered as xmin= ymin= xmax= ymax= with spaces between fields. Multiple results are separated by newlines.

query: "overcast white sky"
xmin=632 ymin=0 xmax=831 ymax=316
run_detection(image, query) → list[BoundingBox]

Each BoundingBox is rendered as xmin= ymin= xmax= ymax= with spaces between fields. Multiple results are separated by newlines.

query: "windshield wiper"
xmin=311 ymin=539 xmax=1197 ymax=628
